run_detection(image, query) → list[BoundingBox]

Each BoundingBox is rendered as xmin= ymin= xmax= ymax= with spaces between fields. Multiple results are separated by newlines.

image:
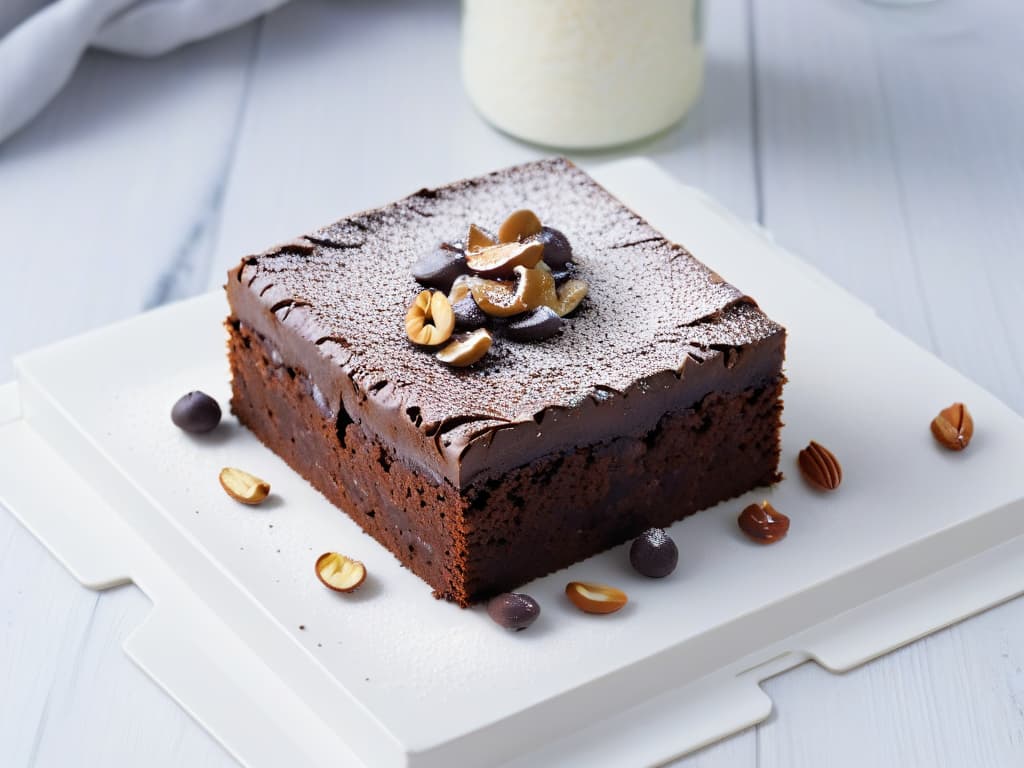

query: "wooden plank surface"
xmin=0 ymin=22 xmax=258 ymax=381
xmin=1 ymin=0 xmax=1022 ymax=765
xmin=753 ymin=1 xmax=1024 ymax=766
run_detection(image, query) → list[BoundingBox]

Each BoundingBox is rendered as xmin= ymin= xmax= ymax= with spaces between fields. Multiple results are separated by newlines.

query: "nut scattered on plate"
xmin=565 ymin=581 xmax=628 ymax=614
xmin=797 ymin=440 xmax=842 ymax=491
xmin=315 ymin=552 xmax=367 ymax=593
xmin=737 ymin=501 xmax=789 ymax=544
xmin=930 ymin=402 xmax=974 ymax=451
xmin=219 ymin=467 xmax=271 ymax=505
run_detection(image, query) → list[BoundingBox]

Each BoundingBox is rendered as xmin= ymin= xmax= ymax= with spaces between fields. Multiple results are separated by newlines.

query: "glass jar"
xmin=461 ymin=0 xmax=704 ymax=150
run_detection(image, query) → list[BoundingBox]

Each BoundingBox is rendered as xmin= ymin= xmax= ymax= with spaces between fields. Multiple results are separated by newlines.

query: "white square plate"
xmin=3 ymin=159 xmax=1024 ymax=768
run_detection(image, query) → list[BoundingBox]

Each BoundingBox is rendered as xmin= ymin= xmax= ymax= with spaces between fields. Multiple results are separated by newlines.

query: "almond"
xmin=930 ymin=402 xmax=973 ymax=451
xmin=797 ymin=441 xmax=842 ymax=491
xmin=565 ymin=581 xmax=628 ymax=614
xmin=315 ymin=552 xmax=367 ymax=593
xmin=219 ymin=467 xmax=271 ymax=505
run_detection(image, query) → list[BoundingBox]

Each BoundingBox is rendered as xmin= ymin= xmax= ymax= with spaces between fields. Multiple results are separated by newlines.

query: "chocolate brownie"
xmin=226 ymin=158 xmax=785 ymax=606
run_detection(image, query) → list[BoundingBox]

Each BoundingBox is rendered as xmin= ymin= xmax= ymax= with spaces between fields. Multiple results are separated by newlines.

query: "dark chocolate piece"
xmin=451 ymin=296 xmax=489 ymax=330
xmin=629 ymin=528 xmax=678 ymax=578
xmin=535 ymin=226 xmax=573 ymax=268
xmin=486 ymin=593 xmax=541 ymax=631
xmin=411 ymin=243 xmax=466 ymax=292
xmin=171 ymin=391 xmax=221 ymax=433
xmin=503 ymin=306 xmax=564 ymax=341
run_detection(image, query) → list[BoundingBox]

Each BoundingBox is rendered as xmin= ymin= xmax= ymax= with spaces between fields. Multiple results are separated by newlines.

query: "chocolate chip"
xmin=535 ymin=226 xmax=573 ymax=268
xmin=451 ymin=296 xmax=488 ymax=330
xmin=629 ymin=528 xmax=678 ymax=578
xmin=171 ymin=391 xmax=221 ymax=433
xmin=504 ymin=306 xmax=564 ymax=342
xmin=411 ymin=243 xmax=466 ymax=292
xmin=486 ymin=592 xmax=540 ymax=631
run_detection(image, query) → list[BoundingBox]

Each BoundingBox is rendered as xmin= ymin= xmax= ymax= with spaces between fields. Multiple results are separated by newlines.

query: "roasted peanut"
xmin=565 ymin=581 xmax=628 ymax=614
xmin=405 ymin=289 xmax=455 ymax=346
xmin=219 ymin=467 xmax=271 ymax=505
xmin=436 ymin=329 xmax=493 ymax=366
xmin=315 ymin=552 xmax=367 ymax=593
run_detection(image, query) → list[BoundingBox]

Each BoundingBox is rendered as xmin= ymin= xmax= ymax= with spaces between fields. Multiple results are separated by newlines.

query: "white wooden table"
xmin=2 ymin=1 xmax=1023 ymax=765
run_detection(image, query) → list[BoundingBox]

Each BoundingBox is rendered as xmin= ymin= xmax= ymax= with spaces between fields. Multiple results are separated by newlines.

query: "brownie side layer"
xmin=229 ymin=321 xmax=784 ymax=605
xmin=228 ymin=321 xmax=464 ymax=596
xmin=460 ymin=379 xmax=784 ymax=601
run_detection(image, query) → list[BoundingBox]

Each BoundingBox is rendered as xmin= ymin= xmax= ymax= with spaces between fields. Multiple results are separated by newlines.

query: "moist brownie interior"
xmin=226 ymin=158 xmax=785 ymax=605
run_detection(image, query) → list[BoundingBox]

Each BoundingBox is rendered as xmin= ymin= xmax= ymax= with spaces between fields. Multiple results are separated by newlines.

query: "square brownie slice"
xmin=226 ymin=158 xmax=785 ymax=606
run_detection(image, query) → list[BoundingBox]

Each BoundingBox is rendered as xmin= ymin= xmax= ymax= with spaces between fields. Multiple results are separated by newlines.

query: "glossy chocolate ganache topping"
xmin=227 ymin=158 xmax=784 ymax=488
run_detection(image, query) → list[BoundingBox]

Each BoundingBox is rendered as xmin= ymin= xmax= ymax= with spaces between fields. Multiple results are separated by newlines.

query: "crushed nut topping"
xmin=405 ymin=289 xmax=455 ymax=346
xmin=407 ymin=208 xmax=587 ymax=367
xmin=436 ymin=329 xmax=493 ymax=367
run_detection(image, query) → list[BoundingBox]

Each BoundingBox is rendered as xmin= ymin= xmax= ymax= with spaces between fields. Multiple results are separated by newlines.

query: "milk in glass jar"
xmin=461 ymin=0 xmax=704 ymax=149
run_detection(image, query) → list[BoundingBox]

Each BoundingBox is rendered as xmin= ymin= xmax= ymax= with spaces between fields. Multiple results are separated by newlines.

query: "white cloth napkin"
xmin=0 ymin=0 xmax=289 ymax=143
